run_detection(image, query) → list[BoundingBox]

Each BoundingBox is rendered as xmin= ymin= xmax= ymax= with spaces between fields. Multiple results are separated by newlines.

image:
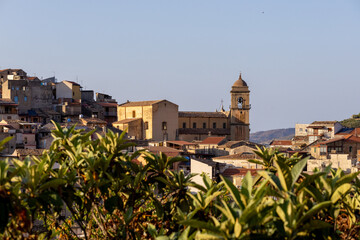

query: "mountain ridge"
xmin=250 ymin=128 xmax=295 ymax=145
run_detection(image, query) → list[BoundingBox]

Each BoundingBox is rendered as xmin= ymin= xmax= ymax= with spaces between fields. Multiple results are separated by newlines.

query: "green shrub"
xmin=0 ymin=123 xmax=359 ymax=239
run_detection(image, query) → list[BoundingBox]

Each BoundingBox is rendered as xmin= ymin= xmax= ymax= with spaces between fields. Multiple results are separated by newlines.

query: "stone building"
xmin=0 ymin=98 xmax=18 ymax=121
xmin=2 ymin=76 xmax=53 ymax=115
xmin=56 ymin=80 xmax=81 ymax=101
xmin=0 ymin=69 xmax=27 ymax=97
xmin=116 ymin=100 xmax=178 ymax=141
xmin=178 ymin=74 xmax=251 ymax=142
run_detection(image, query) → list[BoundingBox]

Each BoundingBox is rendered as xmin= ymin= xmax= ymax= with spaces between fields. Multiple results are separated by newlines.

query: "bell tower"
xmin=230 ymin=73 xmax=250 ymax=141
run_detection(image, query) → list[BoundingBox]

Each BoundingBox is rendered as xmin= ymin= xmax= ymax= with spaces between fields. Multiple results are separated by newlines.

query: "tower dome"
xmin=232 ymin=73 xmax=248 ymax=87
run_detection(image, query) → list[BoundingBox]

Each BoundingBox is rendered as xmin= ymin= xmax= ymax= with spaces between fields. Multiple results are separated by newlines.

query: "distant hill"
xmin=340 ymin=113 xmax=360 ymax=128
xmin=250 ymin=128 xmax=295 ymax=145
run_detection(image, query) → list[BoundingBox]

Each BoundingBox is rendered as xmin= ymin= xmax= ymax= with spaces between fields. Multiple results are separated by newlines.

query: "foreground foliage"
xmin=0 ymin=123 xmax=360 ymax=239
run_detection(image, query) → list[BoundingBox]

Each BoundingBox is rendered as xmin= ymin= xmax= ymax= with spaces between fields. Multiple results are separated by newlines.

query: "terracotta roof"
xmin=166 ymin=140 xmax=198 ymax=146
xmin=213 ymin=152 xmax=260 ymax=160
xmin=27 ymin=77 xmax=39 ymax=81
xmin=315 ymin=135 xmax=355 ymax=146
xmin=81 ymin=117 xmax=107 ymax=124
xmin=144 ymin=146 xmax=182 ymax=157
xmin=96 ymin=102 xmax=118 ymax=107
xmin=178 ymin=128 xmax=230 ymax=135
xmin=270 ymin=140 xmax=292 ymax=146
xmin=63 ymin=80 xmax=80 ymax=86
xmin=0 ymin=98 xmax=17 ymax=105
xmin=0 ymin=69 xmax=22 ymax=73
xmin=179 ymin=111 xmax=228 ymax=118
xmin=310 ymin=121 xmax=338 ymax=125
xmin=119 ymin=100 xmax=163 ymax=107
xmin=218 ymin=140 xmax=261 ymax=149
xmin=222 ymin=168 xmax=259 ymax=177
xmin=113 ymin=118 xmax=141 ymax=124
xmin=200 ymin=136 xmax=227 ymax=145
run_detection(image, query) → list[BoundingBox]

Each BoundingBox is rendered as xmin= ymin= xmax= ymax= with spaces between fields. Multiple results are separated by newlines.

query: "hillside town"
xmin=0 ymin=68 xmax=359 ymax=188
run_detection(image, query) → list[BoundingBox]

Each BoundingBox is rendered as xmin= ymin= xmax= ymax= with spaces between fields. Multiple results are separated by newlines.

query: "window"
xmin=203 ymin=123 xmax=206 ymax=128
xmin=162 ymin=122 xmax=167 ymax=130
xmin=144 ymin=122 xmax=149 ymax=130
xmin=193 ymin=122 xmax=197 ymax=128
xmin=132 ymin=111 xmax=136 ymax=118
xmin=16 ymin=87 xmax=19 ymax=90
xmin=24 ymin=96 xmax=27 ymax=102
xmin=213 ymin=122 xmax=217 ymax=128
xmin=182 ymin=122 xmax=186 ymax=128
xmin=7 ymin=116 xmax=11 ymax=119
xmin=11 ymin=86 xmax=14 ymax=90
xmin=73 ymin=92 xmax=75 ymax=96
xmin=223 ymin=123 xmax=226 ymax=129
xmin=14 ymin=96 xmax=18 ymax=103
xmin=349 ymin=146 xmax=353 ymax=153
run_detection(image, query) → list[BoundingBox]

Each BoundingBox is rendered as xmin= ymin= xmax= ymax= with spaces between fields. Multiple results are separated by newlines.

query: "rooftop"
xmin=179 ymin=111 xmax=228 ymax=118
xmin=119 ymin=100 xmax=164 ymax=107
xmin=200 ymin=136 xmax=227 ymax=145
xmin=221 ymin=168 xmax=259 ymax=177
xmin=213 ymin=152 xmax=260 ymax=160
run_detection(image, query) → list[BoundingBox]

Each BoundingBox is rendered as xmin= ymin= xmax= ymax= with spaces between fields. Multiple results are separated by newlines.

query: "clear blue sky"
xmin=1 ymin=1 xmax=359 ymax=132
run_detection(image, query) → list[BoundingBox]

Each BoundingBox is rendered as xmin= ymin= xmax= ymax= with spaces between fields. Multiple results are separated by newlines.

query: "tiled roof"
xmin=221 ymin=168 xmax=259 ymax=177
xmin=144 ymin=146 xmax=182 ymax=157
xmin=0 ymin=69 xmax=22 ymax=73
xmin=64 ymin=80 xmax=80 ymax=86
xmin=27 ymin=77 xmax=39 ymax=81
xmin=310 ymin=121 xmax=338 ymax=125
xmin=218 ymin=140 xmax=261 ymax=149
xmin=96 ymin=102 xmax=118 ymax=107
xmin=0 ymin=98 xmax=17 ymax=105
xmin=213 ymin=152 xmax=260 ymax=160
xmin=200 ymin=136 xmax=227 ymax=145
xmin=119 ymin=100 xmax=163 ymax=107
xmin=166 ymin=140 xmax=198 ymax=146
xmin=179 ymin=111 xmax=228 ymax=118
xmin=178 ymin=128 xmax=230 ymax=135
xmin=82 ymin=117 xmax=107 ymax=124
xmin=270 ymin=140 xmax=292 ymax=146
xmin=113 ymin=118 xmax=141 ymax=124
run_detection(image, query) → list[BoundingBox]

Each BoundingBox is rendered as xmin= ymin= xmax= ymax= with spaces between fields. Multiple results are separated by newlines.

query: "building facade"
xmin=116 ymin=100 xmax=178 ymax=141
xmin=178 ymin=74 xmax=251 ymax=142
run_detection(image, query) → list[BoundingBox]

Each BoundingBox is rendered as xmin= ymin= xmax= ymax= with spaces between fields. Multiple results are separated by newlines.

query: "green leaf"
xmin=290 ymin=157 xmax=307 ymax=187
xmin=331 ymin=183 xmax=351 ymax=203
xmin=39 ymin=179 xmax=67 ymax=191
xmin=153 ymin=198 xmax=164 ymax=219
xmin=179 ymin=219 xmax=222 ymax=235
xmin=297 ymin=201 xmax=332 ymax=226
xmin=220 ymin=175 xmax=243 ymax=208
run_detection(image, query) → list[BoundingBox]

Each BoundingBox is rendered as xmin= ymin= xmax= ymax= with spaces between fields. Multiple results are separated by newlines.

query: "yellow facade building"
xmin=115 ymin=100 xmax=178 ymax=141
xmin=178 ymin=74 xmax=250 ymax=141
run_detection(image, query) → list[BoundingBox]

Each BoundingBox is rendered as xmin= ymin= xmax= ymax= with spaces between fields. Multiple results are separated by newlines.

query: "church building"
xmin=177 ymin=74 xmax=250 ymax=141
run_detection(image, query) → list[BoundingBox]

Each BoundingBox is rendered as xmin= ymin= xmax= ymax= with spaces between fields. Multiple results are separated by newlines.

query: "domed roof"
xmin=232 ymin=73 xmax=248 ymax=87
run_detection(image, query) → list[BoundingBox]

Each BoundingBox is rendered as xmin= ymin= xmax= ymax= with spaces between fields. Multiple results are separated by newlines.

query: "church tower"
xmin=230 ymin=73 xmax=250 ymax=141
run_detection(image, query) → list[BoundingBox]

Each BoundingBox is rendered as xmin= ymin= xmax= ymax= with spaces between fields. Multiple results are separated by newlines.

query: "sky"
xmin=1 ymin=0 xmax=359 ymax=132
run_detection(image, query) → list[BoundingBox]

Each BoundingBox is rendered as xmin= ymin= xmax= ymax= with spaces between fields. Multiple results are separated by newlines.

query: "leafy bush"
xmin=0 ymin=122 xmax=359 ymax=239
